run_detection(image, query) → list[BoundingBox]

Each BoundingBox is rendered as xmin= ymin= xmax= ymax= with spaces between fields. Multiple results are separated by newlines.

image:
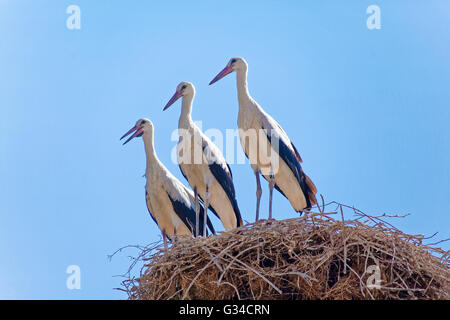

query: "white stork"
xmin=121 ymin=118 xmax=215 ymax=249
xmin=163 ymin=82 xmax=243 ymax=235
xmin=209 ymin=57 xmax=317 ymax=220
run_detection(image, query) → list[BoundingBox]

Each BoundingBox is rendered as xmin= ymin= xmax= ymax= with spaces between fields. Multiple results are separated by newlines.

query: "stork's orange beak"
xmin=209 ymin=65 xmax=233 ymax=85
xmin=120 ymin=124 xmax=144 ymax=145
xmin=163 ymin=90 xmax=183 ymax=111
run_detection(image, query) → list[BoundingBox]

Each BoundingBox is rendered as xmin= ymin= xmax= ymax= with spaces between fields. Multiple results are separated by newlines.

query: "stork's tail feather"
xmin=304 ymin=173 xmax=318 ymax=207
xmin=206 ymin=216 xmax=216 ymax=235
xmin=234 ymin=205 xmax=244 ymax=228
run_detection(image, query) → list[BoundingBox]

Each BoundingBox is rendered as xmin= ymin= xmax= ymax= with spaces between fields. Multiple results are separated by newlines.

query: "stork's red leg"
xmin=255 ymin=171 xmax=262 ymax=221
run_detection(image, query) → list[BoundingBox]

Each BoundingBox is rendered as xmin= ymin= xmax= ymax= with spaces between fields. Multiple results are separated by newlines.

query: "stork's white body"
xmin=174 ymin=84 xmax=242 ymax=231
xmin=223 ymin=58 xmax=317 ymax=215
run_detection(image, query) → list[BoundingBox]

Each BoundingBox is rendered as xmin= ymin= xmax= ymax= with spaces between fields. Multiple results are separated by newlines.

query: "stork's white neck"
xmin=179 ymin=92 xmax=195 ymax=129
xmin=142 ymin=131 xmax=162 ymax=177
xmin=235 ymin=68 xmax=251 ymax=107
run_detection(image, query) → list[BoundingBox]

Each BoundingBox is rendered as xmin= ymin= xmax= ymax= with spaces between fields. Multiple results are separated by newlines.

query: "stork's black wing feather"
xmin=226 ymin=163 xmax=233 ymax=179
xmin=178 ymin=164 xmax=189 ymax=184
xmin=167 ymin=192 xmax=213 ymax=237
xmin=264 ymin=127 xmax=313 ymax=210
xmin=203 ymin=141 xmax=243 ymax=227
xmin=179 ymin=163 xmax=220 ymax=223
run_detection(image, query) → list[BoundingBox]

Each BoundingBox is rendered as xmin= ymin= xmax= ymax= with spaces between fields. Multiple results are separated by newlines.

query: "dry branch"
xmin=116 ymin=202 xmax=449 ymax=300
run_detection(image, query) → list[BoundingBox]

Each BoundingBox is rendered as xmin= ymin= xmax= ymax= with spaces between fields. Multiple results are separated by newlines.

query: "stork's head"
xmin=120 ymin=118 xmax=153 ymax=145
xmin=209 ymin=57 xmax=247 ymax=85
xmin=163 ymin=81 xmax=195 ymax=111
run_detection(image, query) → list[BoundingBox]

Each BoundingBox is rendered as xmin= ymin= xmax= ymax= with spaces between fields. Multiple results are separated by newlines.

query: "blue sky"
xmin=0 ymin=0 xmax=449 ymax=299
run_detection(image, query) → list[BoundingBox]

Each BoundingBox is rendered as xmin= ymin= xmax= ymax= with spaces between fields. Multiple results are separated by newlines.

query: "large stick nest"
xmin=118 ymin=202 xmax=449 ymax=300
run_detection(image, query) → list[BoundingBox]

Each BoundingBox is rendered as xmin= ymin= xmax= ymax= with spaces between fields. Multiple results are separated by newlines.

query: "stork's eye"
xmin=181 ymin=85 xmax=187 ymax=90
xmin=231 ymin=59 xmax=237 ymax=64
xmin=141 ymin=120 xmax=147 ymax=125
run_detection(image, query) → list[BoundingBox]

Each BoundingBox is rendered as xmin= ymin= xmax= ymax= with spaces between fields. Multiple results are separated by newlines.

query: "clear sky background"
xmin=0 ymin=0 xmax=449 ymax=299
